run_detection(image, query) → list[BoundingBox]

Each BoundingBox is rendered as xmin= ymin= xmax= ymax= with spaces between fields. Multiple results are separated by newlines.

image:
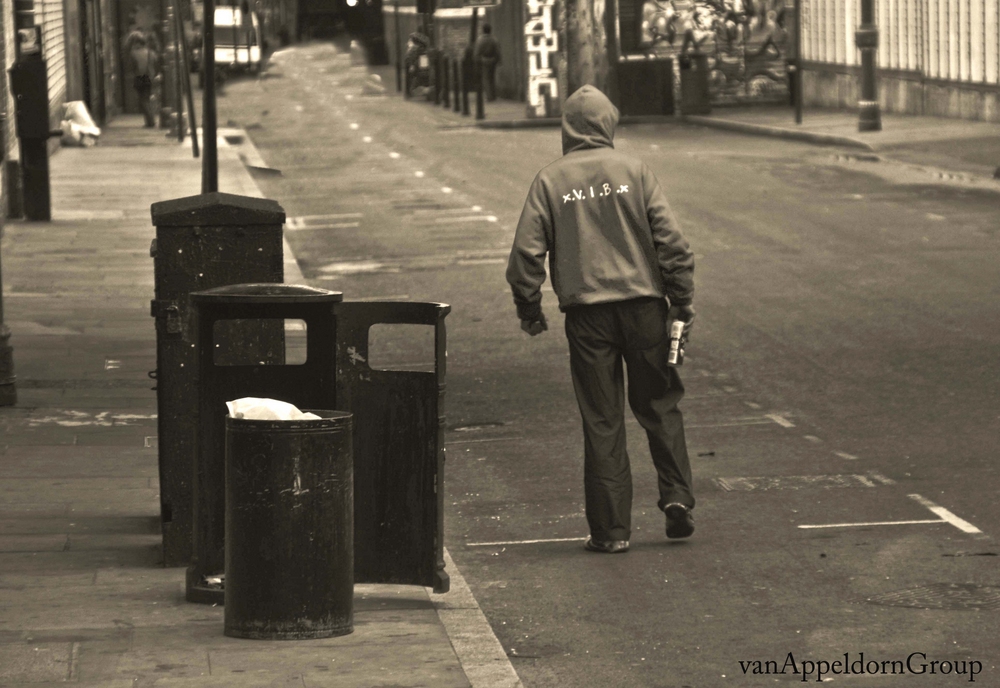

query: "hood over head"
xmin=561 ymin=85 xmax=619 ymax=154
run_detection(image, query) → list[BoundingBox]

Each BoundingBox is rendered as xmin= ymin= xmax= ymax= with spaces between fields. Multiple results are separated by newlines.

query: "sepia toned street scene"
xmin=1 ymin=0 xmax=999 ymax=685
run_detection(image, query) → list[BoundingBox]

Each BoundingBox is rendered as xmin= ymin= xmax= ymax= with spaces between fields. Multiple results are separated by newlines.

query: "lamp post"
xmin=202 ymin=0 xmax=218 ymax=191
xmin=856 ymin=0 xmax=881 ymax=131
xmin=0 ymin=116 xmax=14 ymax=405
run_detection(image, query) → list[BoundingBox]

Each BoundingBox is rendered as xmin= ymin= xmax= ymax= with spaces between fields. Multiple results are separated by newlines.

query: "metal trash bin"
xmin=679 ymin=53 xmax=711 ymax=116
xmin=224 ymin=409 xmax=354 ymax=640
xmin=187 ymin=283 xmax=342 ymax=604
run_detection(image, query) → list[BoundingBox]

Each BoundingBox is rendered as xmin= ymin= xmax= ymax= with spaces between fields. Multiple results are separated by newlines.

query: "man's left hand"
xmin=520 ymin=312 xmax=548 ymax=336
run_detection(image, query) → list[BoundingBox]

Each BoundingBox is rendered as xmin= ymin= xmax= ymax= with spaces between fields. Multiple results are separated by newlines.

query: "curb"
xmin=682 ymin=115 xmax=876 ymax=151
xmin=438 ymin=114 xmax=682 ymax=130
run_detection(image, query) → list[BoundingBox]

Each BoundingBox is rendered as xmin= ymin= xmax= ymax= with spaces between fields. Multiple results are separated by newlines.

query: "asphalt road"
xmin=216 ymin=43 xmax=999 ymax=687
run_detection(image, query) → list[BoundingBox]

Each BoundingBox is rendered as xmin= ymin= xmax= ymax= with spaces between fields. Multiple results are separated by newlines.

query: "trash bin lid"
xmin=191 ymin=283 xmax=344 ymax=304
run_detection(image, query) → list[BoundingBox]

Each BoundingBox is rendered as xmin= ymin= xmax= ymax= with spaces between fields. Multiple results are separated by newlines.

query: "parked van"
xmin=213 ymin=6 xmax=263 ymax=74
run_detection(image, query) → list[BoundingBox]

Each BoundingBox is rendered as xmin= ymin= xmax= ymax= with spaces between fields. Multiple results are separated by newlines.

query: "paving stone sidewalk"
xmin=0 ymin=116 xmax=473 ymax=687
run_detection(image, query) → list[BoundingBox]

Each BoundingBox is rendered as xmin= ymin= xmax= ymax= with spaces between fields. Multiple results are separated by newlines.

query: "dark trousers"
xmin=564 ymin=297 xmax=694 ymax=542
xmin=134 ymin=75 xmax=155 ymax=127
xmin=482 ymin=62 xmax=497 ymax=101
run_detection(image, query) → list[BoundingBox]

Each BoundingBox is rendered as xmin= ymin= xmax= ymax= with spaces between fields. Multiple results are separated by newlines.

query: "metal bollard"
xmin=224 ymin=410 xmax=354 ymax=639
xmin=442 ymin=58 xmax=450 ymax=109
xmin=475 ymin=58 xmax=485 ymax=120
xmin=460 ymin=57 xmax=470 ymax=116
xmin=452 ymin=57 xmax=461 ymax=113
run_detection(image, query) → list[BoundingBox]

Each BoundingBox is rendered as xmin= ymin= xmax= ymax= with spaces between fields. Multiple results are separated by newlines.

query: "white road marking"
xmin=466 ymin=537 xmax=587 ymax=547
xmin=432 ymin=215 xmax=498 ymax=224
xmin=765 ymin=413 xmax=795 ymax=428
xmin=834 ymin=451 xmax=859 ymax=460
xmin=799 ymin=519 xmax=945 ymax=529
xmin=362 ymin=136 xmax=372 ymax=143
xmin=389 ymin=151 xmax=401 ymax=159
xmin=286 ymin=221 xmax=361 ymax=231
xmin=804 ymin=435 xmax=823 ymax=443
xmin=908 ymin=494 xmax=983 ymax=534
xmin=415 ymin=170 xmax=425 ymax=177
xmin=687 ymin=416 xmax=776 ymax=429
xmin=434 ymin=548 xmax=523 ymax=688
xmin=349 ymin=122 xmax=359 ymax=129
xmin=287 ymin=213 xmax=363 ymax=230
xmin=446 ymin=437 xmax=521 ymax=445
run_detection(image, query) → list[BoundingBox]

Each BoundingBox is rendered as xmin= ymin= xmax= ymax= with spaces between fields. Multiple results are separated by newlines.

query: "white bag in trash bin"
xmin=226 ymin=397 xmax=322 ymax=421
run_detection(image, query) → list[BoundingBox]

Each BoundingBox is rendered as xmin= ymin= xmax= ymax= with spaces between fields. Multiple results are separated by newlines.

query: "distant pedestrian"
xmin=473 ymin=23 xmax=501 ymax=101
xmin=506 ymin=85 xmax=697 ymax=554
xmin=125 ymin=30 xmax=160 ymax=127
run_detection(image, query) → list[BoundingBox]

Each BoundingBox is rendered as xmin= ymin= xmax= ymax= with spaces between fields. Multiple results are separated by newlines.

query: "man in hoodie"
xmin=506 ymin=85 xmax=696 ymax=554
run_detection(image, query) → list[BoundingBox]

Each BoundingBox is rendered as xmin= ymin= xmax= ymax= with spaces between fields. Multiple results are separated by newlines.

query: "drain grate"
xmin=866 ymin=583 xmax=1000 ymax=611
xmin=715 ymin=473 xmax=895 ymax=491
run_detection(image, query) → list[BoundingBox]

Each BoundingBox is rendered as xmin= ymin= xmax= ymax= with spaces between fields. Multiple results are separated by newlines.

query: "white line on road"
xmin=446 ymin=437 xmax=522 ymax=445
xmin=286 ymin=222 xmax=361 ymax=231
xmin=686 ymin=418 xmax=775 ymax=429
xmin=433 ymin=548 xmax=523 ymax=688
xmin=765 ymin=413 xmax=795 ymax=428
xmin=908 ymin=493 xmax=983 ymax=534
xmin=834 ymin=451 xmax=859 ymax=460
xmin=798 ymin=519 xmax=945 ymax=529
xmin=466 ymin=537 xmax=587 ymax=547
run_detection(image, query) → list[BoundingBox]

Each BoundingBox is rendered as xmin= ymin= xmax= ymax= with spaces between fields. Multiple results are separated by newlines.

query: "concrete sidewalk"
xmin=683 ymin=105 xmax=1000 ymax=180
xmin=0 ymin=116 xmax=511 ymax=687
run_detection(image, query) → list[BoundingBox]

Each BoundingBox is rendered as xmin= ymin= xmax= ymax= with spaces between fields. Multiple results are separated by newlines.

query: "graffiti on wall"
xmin=525 ymin=0 xmax=560 ymax=117
xmin=638 ymin=0 xmax=790 ymax=103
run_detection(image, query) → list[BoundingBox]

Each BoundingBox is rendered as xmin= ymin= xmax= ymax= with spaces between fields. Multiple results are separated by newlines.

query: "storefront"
xmin=615 ymin=0 xmax=793 ymax=110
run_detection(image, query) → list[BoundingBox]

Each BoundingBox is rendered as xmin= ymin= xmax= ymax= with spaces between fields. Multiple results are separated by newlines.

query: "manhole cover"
xmin=866 ymin=583 xmax=1000 ymax=611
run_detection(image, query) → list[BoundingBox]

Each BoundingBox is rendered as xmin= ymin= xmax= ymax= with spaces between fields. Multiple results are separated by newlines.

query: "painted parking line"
xmin=446 ymin=437 xmax=522 ymax=445
xmin=909 ymin=493 xmax=983 ymax=534
xmin=799 ymin=519 xmax=944 ymax=530
xmin=466 ymin=536 xmax=587 ymax=547
xmin=765 ymin=413 xmax=795 ymax=428
xmin=797 ymin=494 xmax=983 ymax=535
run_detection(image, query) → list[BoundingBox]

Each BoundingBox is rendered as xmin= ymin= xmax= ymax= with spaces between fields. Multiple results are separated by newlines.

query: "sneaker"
xmin=664 ymin=503 xmax=695 ymax=539
xmin=584 ymin=537 xmax=630 ymax=553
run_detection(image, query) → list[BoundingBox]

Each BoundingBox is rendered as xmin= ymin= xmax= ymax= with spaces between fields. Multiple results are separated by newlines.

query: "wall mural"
xmin=638 ymin=0 xmax=791 ymax=103
xmin=525 ymin=0 xmax=560 ymax=117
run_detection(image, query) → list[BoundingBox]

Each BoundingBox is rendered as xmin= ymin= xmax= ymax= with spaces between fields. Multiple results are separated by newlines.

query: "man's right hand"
xmin=669 ymin=304 xmax=696 ymax=338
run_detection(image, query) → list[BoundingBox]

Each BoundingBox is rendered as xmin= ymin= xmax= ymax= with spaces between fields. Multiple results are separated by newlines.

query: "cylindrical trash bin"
xmin=224 ymin=409 xmax=354 ymax=640
xmin=679 ymin=53 xmax=711 ymax=116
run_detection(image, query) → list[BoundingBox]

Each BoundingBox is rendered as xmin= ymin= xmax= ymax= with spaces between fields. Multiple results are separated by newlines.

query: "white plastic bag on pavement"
xmin=60 ymin=101 xmax=101 ymax=147
xmin=226 ymin=397 xmax=321 ymax=421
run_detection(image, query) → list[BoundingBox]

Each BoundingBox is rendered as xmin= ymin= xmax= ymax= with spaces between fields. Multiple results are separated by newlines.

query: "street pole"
xmin=175 ymin=0 xmax=200 ymax=157
xmin=794 ymin=0 xmax=802 ymax=124
xmin=394 ymin=0 xmax=402 ymax=92
xmin=0 ymin=197 xmax=15 ymax=406
xmin=202 ymin=0 xmax=219 ymax=192
xmin=856 ymin=0 xmax=881 ymax=131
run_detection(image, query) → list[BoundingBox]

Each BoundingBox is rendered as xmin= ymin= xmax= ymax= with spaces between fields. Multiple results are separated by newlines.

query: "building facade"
xmin=384 ymin=0 xmax=1000 ymax=122
xmin=801 ymin=0 xmax=1000 ymax=120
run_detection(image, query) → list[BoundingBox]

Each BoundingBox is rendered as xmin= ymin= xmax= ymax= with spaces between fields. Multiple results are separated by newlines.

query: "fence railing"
xmin=801 ymin=0 xmax=1000 ymax=85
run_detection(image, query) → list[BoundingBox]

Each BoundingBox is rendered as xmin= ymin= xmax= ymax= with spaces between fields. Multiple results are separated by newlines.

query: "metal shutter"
xmin=37 ymin=0 xmax=67 ymax=119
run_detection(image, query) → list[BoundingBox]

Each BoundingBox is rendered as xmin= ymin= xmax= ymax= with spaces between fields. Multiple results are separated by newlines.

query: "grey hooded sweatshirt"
xmin=506 ymin=85 xmax=694 ymax=321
